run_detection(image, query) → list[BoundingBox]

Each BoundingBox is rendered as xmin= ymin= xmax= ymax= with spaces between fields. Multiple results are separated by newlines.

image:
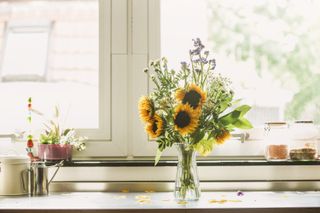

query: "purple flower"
xmin=181 ymin=61 xmax=188 ymax=69
xmin=201 ymin=58 xmax=208 ymax=64
xmin=190 ymin=48 xmax=201 ymax=55
xmin=193 ymin=38 xmax=205 ymax=49
xmin=192 ymin=59 xmax=201 ymax=63
xmin=237 ymin=190 xmax=244 ymax=196
xmin=209 ymin=59 xmax=216 ymax=70
xmin=190 ymin=38 xmax=205 ymax=56
xmin=181 ymin=61 xmax=187 ymax=66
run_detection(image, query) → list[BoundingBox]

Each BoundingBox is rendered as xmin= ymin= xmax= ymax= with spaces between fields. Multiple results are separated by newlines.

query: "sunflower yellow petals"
xmin=174 ymin=104 xmax=199 ymax=136
xmin=138 ymin=96 xmax=154 ymax=123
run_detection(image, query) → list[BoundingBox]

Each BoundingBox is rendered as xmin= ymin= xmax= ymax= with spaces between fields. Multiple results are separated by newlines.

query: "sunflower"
xmin=145 ymin=114 xmax=164 ymax=139
xmin=175 ymin=88 xmax=186 ymax=102
xmin=215 ymin=130 xmax=231 ymax=144
xmin=138 ymin=96 xmax=154 ymax=123
xmin=176 ymin=84 xmax=206 ymax=110
xmin=174 ymin=104 xmax=199 ymax=136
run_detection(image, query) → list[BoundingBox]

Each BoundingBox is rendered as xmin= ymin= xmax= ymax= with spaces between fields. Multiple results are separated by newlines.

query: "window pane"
xmin=161 ymin=0 xmax=320 ymax=126
xmin=0 ymin=0 xmax=98 ymax=133
xmin=2 ymin=22 xmax=50 ymax=80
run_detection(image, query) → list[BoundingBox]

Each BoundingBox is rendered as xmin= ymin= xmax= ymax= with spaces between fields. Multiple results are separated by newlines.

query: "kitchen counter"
xmin=1 ymin=191 xmax=320 ymax=212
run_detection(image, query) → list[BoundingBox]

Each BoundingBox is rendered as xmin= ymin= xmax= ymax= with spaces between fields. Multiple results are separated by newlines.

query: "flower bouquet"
xmin=139 ymin=38 xmax=252 ymax=201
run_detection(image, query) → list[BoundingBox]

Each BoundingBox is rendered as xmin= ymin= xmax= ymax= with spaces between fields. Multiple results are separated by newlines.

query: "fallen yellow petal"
xmin=135 ymin=195 xmax=151 ymax=200
xmin=137 ymin=199 xmax=151 ymax=204
xmin=177 ymin=200 xmax=188 ymax=205
xmin=229 ymin=200 xmax=242 ymax=203
xmin=209 ymin=199 xmax=241 ymax=204
xmin=113 ymin=195 xmax=127 ymax=199
xmin=135 ymin=194 xmax=151 ymax=205
xmin=209 ymin=199 xmax=227 ymax=204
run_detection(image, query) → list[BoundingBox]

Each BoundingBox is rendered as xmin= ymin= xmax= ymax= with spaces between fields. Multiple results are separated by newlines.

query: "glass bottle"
xmin=264 ymin=122 xmax=290 ymax=161
xmin=289 ymin=121 xmax=318 ymax=161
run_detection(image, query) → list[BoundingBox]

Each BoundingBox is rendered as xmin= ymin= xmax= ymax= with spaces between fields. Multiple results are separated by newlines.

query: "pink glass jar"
xmin=38 ymin=144 xmax=72 ymax=161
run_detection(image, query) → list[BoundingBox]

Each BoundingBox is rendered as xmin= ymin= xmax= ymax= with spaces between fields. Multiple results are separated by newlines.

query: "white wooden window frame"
xmin=75 ymin=0 xmax=128 ymax=157
xmin=0 ymin=0 xmax=128 ymax=157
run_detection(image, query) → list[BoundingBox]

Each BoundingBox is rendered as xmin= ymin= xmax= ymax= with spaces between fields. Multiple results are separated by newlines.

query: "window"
xmin=1 ymin=0 xmax=318 ymax=159
xmin=132 ymin=0 xmax=320 ymax=157
xmin=160 ymin=0 xmax=320 ymax=127
xmin=2 ymin=21 xmax=51 ymax=82
xmin=0 ymin=0 xmax=315 ymax=186
xmin=0 ymin=0 xmax=128 ymax=157
xmin=0 ymin=0 xmax=101 ymax=136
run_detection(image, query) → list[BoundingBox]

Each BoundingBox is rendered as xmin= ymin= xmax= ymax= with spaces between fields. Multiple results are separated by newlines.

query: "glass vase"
xmin=174 ymin=143 xmax=200 ymax=201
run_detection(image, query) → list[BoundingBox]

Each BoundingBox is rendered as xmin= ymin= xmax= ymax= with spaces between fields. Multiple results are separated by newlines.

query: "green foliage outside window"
xmin=207 ymin=0 xmax=320 ymax=123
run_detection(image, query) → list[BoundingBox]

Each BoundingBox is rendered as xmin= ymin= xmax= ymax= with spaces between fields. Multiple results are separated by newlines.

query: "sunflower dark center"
xmin=152 ymin=121 xmax=158 ymax=133
xmin=182 ymin=90 xmax=201 ymax=108
xmin=175 ymin=111 xmax=191 ymax=128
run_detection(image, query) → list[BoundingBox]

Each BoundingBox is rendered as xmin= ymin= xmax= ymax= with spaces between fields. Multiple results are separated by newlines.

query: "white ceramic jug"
xmin=0 ymin=156 xmax=29 ymax=195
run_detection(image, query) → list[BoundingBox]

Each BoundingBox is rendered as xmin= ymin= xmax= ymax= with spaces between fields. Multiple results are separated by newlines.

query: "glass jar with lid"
xmin=264 ymin=122 xmax=290 ymax=161
xmin=289 ymin=121 xmax=318 ymax=161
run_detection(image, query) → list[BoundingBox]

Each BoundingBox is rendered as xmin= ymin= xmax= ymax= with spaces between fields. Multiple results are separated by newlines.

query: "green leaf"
xmin=220 ymin=105 xmax=252 ymax=126
xmin=235 ymin=105 xmax=251 ymax=117
xmin=191 ymin=129 xmax=205 ymax=145
xmin=154 ymin=149 xmax=163 ymax=166
xmin=218 ymin=96 xmax=233 ymax=113
xmin=220 ymin=110 xmax=241 ymax=125
xmin=54 ymin=106 xmax=60 ymax=118
xmin=31 ymin=108 xmax=44 ymax=116
xmin=63 ymin=129 xmax=71 ymax=136
xmin=193 ymin=136 xmax=215 ymax=156
xmin=233 ymin=118 xmax=253 ymax=129
xmin=231 ymin=98 xmax=242 ymax=106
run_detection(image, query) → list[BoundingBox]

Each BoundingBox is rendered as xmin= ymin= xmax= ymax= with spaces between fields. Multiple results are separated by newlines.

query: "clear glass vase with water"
xmin=174 ymin=143 xmax=200 ymax=201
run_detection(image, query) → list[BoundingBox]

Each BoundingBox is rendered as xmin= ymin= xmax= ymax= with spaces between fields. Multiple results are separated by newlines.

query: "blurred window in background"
xmin=161 ymin=0 xmax=320 ymax=126
xmin=0 ymin=0 xmax=99 ymax=133
xmin=2 ymin=21 xmax=51 ymax=81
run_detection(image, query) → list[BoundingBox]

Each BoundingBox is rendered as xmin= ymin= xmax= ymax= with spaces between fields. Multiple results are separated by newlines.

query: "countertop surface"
xmin=1 ymin=191 xmax=320 ymax=210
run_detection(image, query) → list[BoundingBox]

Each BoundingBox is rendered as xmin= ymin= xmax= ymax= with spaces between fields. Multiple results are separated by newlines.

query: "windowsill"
xmin=47 ymin=159 xmax=320 ymax=192
xmin=61 ymin=159 xmax=320 ymax=167
xmin=1 ymin=191 xmax=320 ymax=212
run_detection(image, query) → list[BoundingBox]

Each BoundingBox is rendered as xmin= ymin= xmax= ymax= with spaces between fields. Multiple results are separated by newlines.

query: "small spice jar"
xmin=289 ymin=121 xmax=318 ymax=161
xmin=264 ymin=122 xmax=290 ymax=161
